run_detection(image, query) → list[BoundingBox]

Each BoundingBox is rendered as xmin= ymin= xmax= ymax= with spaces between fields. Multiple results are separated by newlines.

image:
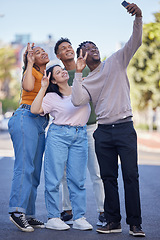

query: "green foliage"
xmin=135 ymin=123 xmax=149 ymax=130
xmin=0 ymin=46 xmax=16 ymax=83
xmin=128 ymin=10 xmax=160 ymax=111
xmin=0 ymin=45 xmax=20 ymax=113
xmin=0 ymin=98 xmax=19 ymax=113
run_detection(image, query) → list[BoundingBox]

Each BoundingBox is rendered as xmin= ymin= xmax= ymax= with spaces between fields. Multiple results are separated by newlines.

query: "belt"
xmin=20 ymin=104 xmax=31 ymax=110
xmin=98 ymin=116 xmax=132 ymax=128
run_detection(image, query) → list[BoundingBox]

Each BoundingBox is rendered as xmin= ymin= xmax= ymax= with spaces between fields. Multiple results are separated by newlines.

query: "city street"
xmin=0 ymin=130 xmax=160 ymax=240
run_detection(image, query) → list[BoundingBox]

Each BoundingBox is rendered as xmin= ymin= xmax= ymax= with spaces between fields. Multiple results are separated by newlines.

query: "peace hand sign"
xmin=41 ymin=70 xmax=51 ymax=89
xmin=76 ymin=49 xmax=88 ymax=73
xmin=23 ymin=43 xmax=34 ymax=63
xmin=26 ymin=43 xmax=35 ymax=64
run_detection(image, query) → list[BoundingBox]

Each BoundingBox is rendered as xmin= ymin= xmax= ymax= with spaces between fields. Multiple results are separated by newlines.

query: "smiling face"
xmin=56 ymin=42 xmax=75 ymax=61
xmin=81 ymin=42 xmax=100 ymax=65
xmin=52 ymin=65 xmax=69 ymax=84
xmin=33 ymin=47 xmax=50 ymax=66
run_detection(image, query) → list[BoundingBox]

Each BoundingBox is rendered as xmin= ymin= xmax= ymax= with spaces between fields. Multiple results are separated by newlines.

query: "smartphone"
xmin=121 ymin=1 xmax=129 ymax=7
xmin=121 ymin=1 xmax=134 ymax=13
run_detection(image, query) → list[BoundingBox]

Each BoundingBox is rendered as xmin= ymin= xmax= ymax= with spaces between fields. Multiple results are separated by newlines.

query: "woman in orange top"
xmin=8 ymin=43 xmax=50 ymax=232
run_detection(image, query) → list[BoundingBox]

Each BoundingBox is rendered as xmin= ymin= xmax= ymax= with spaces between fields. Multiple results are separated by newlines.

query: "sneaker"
xmin=96 ymin=221 xmax=122 ymax=234
xmin=73 ymin=217 xmax=93 ymax=230
xmin=45 ymin=218 xmax=70 ymax=230
xmin=10 ymin=213 xmax=34 ymax=232
xmin=129 ymin=225 xmax=145 ymax=237
xmin=28 ymin=218 xmax=45 ymax=228
xmin=61 ymin=211 xmax=73 ymax=224
xmin=97 ymin=212 xmax=106 ymax=226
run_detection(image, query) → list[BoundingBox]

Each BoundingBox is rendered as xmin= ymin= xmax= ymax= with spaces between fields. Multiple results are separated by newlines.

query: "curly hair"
xmin=76 ymin=41 xmax=96 ymax=58
xmin=54 ymin=37 xmax=72 ymax=55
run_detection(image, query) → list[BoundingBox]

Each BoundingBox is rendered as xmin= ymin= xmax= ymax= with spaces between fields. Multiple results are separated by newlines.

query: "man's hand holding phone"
xmin=121 ymin=1 xmax=142 ymax=17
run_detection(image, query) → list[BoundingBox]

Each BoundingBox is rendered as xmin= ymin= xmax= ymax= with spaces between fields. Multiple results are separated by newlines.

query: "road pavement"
xmin=0 ymin=130 xmax=160 ymax=240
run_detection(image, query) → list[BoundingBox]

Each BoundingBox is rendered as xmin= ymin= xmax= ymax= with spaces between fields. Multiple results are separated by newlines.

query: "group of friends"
xmin=8 ymin=3 xmax=145 ymax=237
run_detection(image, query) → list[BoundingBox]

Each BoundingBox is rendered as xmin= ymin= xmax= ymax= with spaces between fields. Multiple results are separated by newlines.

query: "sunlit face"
xmin=57 ymin=42 xmax=75 ymax=61
xmin=33 ymin=47 xmax=50 ymax=65
xmin=52 ymin=66 xmax=69 ymax=84
xmin=82 ymin=43 xmax=100 ymax=64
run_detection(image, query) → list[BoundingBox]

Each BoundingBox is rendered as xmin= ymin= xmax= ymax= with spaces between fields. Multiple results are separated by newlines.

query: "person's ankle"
xmin=12 ymin=212 xmax=23 ymax=217
xmin=100 ymin=212 xmax=104 ymax=215
xmin=66 ymin=210 xmax=72 ymax=215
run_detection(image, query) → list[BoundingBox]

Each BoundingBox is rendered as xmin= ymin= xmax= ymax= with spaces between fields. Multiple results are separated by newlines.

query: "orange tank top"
xmin=20 ymin=68 xmax=43 ymax=105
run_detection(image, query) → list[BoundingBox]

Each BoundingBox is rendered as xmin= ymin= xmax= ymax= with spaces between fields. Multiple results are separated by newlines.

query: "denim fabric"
xmin=86 ymin=124 xmax=104 ymax=212
xmin=8 ymin=106 xmax=48 ymax=217
xmin=61 ymin=124 xmax=104 ymax=213
xmin=44 ymin=124 xmax=88 ymax=220
xmin=61 ymin=165 xmax=72 ymax=211
xmin=93 ymin=121 xmax=142 ymax=225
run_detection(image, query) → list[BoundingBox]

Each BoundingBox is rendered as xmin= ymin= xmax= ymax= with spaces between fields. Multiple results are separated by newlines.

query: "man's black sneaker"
xmin=28 ymin=218 xmax=45 ymax=228
xmin=129 ymin=225 xmax=145 ymax=237
xmin=10 ymin=213 xmax=34 ymax=232
xmin=60 ymin=211 xmax=73 ymax=224
xmin=96 ymin=222 xmax=122 ymax=234
xmin=97 ymin=213 xmax=106 ymax=226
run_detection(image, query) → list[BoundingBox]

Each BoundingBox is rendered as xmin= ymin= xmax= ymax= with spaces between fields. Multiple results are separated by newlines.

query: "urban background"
xmin=0 ymin=2 xmax=160 ymax=132
xmin=0 ymin=2 xmax=160 ymax=239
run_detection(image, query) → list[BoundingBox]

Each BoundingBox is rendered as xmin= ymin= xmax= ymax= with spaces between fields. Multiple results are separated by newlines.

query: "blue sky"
xmin=0 ymin=0 xmax=159 ymax=57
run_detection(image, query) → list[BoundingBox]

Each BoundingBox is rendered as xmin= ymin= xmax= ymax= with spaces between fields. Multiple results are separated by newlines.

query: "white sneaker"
xmin=45 ymin=218 xmax=70 ymax=230
xmin=73 ymin=217 xmax=93 ymax=230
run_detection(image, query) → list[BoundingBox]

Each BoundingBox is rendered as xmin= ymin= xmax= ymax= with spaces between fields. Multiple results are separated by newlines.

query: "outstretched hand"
xmin=41 ymin=70 xmax=51 ymax=89
xmin=76 ymin=49 xmax=88 ymax=73
xmin=126 ymin=3 xmax=142 ymax=17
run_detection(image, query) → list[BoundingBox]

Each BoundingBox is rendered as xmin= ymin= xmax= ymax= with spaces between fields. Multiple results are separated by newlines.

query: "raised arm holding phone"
xmin=72 ymin=2 xmax=145 ymax=237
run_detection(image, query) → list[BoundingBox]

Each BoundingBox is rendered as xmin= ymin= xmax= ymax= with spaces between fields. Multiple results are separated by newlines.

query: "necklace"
xmin=33 ymin=65 xmax=45 ymax=75
xmin=39 ymin=70 xmax=44 ymax=75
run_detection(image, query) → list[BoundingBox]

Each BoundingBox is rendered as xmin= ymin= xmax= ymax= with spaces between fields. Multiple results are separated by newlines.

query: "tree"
xmin=128 ymin=10 xmax=160 ymax=111
xmin=0 ymin=46 xmax=16 ymax=98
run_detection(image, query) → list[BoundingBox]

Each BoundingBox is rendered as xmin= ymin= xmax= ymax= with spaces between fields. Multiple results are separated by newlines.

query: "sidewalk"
xmin=137 ymin=130 xmax=160 ymax=153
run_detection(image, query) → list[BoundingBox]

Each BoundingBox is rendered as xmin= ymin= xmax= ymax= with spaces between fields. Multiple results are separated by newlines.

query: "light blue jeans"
xmin=8 ymin=106 xmax=48 ymax=217
xmin=44 ymin=124 xmax=88 ymax=220
xmin=62 ymin=123 xmax=105 ymax=213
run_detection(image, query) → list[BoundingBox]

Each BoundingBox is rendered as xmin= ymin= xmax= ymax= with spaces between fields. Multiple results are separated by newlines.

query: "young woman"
xmin=8 ymin=43 xmax=49 ymax=232
xmin=31 ymin=64 xmax=93 ymax=231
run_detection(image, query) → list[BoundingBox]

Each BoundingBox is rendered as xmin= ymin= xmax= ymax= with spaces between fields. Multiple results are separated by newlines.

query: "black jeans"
xmin=93 ymin=121 xmax=142 ymax=225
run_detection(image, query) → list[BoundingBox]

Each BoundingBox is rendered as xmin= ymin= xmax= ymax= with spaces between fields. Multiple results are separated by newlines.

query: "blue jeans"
xmin=61 ymin=123 xmax=104 ymax=213
xmin=8 ymin=106 xmax=48 ymax=217
xmin=44 ymin=124 xmax=88 ymax=220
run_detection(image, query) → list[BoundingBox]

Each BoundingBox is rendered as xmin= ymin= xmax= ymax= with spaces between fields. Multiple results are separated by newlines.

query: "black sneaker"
xmin=97 ymin=213 xmax=106 ymax=226
xmin=96 ymin=222 xmax=122 ymax=234
xmin=10 ymin=213 xmax=34 ymax=232
xmin=60 ymin=211 xmax=73 ymax=224
xmin=129 ymin=225 xmax=145 ymax=237
xmin=28 ymin=218 xmax=45 ymax=228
